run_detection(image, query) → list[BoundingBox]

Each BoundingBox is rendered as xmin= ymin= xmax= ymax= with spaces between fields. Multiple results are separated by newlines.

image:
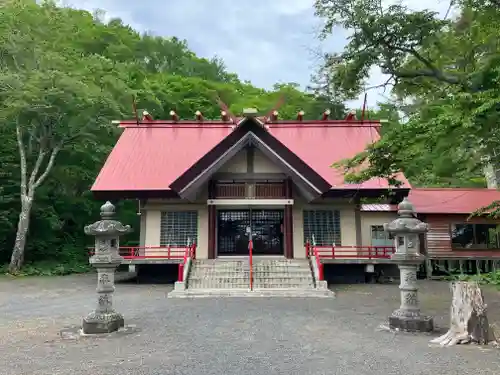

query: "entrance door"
xmin=251 ymin=210 xmax=284 ymax=255
xmin=217 ymin=209 xmax=284 ymax=256
xmin=217 ymin=210 xmax=251 ymax=255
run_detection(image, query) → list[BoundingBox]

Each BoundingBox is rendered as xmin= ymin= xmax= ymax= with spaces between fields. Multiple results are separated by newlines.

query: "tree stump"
xmin=430 ymin=281 xmax=494 ymax=346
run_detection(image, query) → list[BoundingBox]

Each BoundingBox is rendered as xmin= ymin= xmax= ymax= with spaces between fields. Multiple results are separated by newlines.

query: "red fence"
xmin=88 ymin=246 xmax=190 ymax=260
xmin=306 ymin=242 xmax=396 ymax=281
xmin=249 ymin=238 xmax=253 ymax=291
xmin=178 ymin=243 xmax=197 ymax=282
xmin=313 ymin=245 xmax=395 ymax=259
xmin=88 ymin=244 xmax=197 ymax=283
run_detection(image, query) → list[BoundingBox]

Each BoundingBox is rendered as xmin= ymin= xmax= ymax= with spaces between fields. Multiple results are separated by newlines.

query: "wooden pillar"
xmin=354 ymin=197 xmax=362 ymax=247
xmin=208 ymin=180 xmax=216 ymax=259
xmin=284 ymin=178 xmax=294 ymax=259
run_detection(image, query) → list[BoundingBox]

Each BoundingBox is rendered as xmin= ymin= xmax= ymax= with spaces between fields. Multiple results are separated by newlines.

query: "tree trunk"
xmin=430 ymin=281 xmax=494 ymax=346
xmin=8 ymin=195 xmax=33 ymax=274
xmin=483 ymin=162 xmax=499 ymax=189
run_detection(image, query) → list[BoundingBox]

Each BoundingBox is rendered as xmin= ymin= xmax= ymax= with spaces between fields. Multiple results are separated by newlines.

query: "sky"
xmin=63 ymin=0 xmax=452 ymax=109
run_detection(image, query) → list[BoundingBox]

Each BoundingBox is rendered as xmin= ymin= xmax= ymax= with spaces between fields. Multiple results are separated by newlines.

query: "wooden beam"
xmin=285 ymin=178 xmax=294 ymax=258
xmin=207 ymin=199 xmax=293 ymax=206
xmin=354 ymin=197 xmax=362 ymax=247
xmin=208 ymin=180 xmax=216 ymax=259
xmin=213 ymin=172 xmax=287 ymax=181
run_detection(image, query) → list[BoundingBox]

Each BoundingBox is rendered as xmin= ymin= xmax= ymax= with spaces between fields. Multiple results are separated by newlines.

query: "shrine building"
xmin=91 ymin=107 xmax=500 ymax=286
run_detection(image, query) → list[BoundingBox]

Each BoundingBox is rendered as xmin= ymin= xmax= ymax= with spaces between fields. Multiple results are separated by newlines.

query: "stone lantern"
xmin=384 ymin=197 xmax=433 ymax=332
xmin=82 ymin=201 xmax=131 ymax=334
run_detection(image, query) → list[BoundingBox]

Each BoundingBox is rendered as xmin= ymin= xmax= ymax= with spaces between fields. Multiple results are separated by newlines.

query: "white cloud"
xmin=64 ymin=0 xmax=451 ymax=110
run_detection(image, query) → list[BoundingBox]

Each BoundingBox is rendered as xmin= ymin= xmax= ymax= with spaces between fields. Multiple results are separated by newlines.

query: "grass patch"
xmin=0 ymin=259 xmax=91 ymax=276
xmin=442 ymin=271 xmax=500 ymax=289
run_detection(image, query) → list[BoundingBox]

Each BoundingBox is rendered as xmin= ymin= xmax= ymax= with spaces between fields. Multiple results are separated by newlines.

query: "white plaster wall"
xmin=292 ymin=204 xmax=306 ymax=258
xmin=360 ymin=212 xmax=398 ymax=246
xmin=139 ymin=212 xmax=146 ymax=247
xmin=253 ymin=149 xmax=283 ymax=173
xmin=218 ymin=148 xmax=247 ymax=173
xmin=142 ymin=199 xmax=371 ymax=260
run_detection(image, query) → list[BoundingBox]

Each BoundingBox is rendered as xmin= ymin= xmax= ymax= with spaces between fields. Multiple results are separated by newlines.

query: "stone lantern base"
xmin=82 ymin=311 xmax=125 ymax=334
xmin=389 ymin=313 xmax=434 ymax=333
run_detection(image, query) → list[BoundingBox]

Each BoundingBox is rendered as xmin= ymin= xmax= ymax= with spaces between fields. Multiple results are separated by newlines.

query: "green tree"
xmin=314 ymin=0 xmax=500 ymax=210
xmin=0 ymin=0 xmax=348 ymax=274
xmin=0 ymin=0 xmax=133 ymax=272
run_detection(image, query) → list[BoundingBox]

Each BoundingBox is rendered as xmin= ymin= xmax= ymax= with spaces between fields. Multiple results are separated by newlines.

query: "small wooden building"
xmin=409 ymin=188 xmax=500 ymax=275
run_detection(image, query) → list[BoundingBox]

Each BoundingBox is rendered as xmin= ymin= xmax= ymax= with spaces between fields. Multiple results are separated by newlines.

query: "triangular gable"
xmin=169 ymin=118 xmax=332 ymax=198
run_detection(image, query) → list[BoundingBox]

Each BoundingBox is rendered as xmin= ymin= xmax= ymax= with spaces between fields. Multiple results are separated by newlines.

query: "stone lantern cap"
xmin=383 ymin=197 xmax=429 ymax=235
xmin=84 ymin=201 xmax=132 ymax=237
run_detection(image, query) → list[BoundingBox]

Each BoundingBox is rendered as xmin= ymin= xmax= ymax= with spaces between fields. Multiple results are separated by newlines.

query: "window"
xmin=160 ymin=211 xmax=198 ymax=247
xmin=303 ymin=210 xmax=341 ymax=246
xmin=451 ymin=223 xmax=500 ymax=249
xmin=370 ymin=225 xmax=394 ymax=247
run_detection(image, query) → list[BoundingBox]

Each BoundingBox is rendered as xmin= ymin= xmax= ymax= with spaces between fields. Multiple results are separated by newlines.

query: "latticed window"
xmin=303 ymin=210 xmax=341 ymax=246
xmin=160 ymin=211 xmax=198 ymax=247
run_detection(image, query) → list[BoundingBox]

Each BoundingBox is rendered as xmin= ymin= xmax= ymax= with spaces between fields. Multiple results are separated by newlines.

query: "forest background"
xmin=0 ymin=0 xmax=497 ymax=275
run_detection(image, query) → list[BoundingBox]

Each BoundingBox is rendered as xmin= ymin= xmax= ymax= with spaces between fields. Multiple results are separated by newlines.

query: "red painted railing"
xmin=306 ymin=240 xmax=324 ymax=281
xmin=306 ymin=243 xmax=396 ymax=281
xmin=178 ymin=242 xmax=196 ymax=282
xmin=248 ymin=238 xmax=253 ymax=291
xmin=313 ymin=245 xmax=324 ymax=280
xmin=314 ymin=245 xmax=395 ymax=259
xmin=88 ymin=246 xmax=191 ymax=259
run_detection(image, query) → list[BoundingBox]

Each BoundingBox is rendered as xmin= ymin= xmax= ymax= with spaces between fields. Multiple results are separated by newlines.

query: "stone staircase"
xmin=188 ymin=259 xmax=250 ymax=289
xmin=253 ymin=258 xmax=315 ymax=289
xmin=168 ymin=257 xmax=334 ymax=298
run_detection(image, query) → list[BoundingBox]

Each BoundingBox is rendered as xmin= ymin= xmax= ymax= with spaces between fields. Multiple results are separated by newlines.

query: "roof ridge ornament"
xmin=269 ymin=110 xmax=279 ymax=122
xmin=169 ymin=110 xmax=179 ymax=122
xmin=195 ymin=110 xmax=203 ymax=122
xmin=142 ymin=110 xmax=153 ymax=122
xmin=345 ymin=109 xmax=357 ymax=121
xmin=215 ymin=95 xmax=237 ymax=124
xmin=243 ymin=108 xmax=258 ymax=117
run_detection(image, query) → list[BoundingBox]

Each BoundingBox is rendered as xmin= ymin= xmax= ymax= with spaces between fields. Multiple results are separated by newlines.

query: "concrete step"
xmin=189 ymin=284 xmax=249 ymax=290
xmin=254 ymin=273 xmax=312 ymax=278
xmin=189 ymin=286 xmax=249 ymax=290
xmin=253 ymin=275 xmax=313 ymax=282
xmin=168 ymin=288 xmax=335 ymax=298
xmin=189 ymin=275 xmax=248 ymax=280
xmin=193 ymin=265 xmax=249 ymax=270
xmin=188 ymin=275 xmax=250 ymax=289
xmin=252 ymin=264 xmax=311 ymax=271
xmin=193 ymin=269 xmax=311 ymax=275
xmin=253 ymin=264 xmax=312 ymax=270
xmin=190 ymin=271 xmax=250 ymax=277
xmin=253 ymin=285 xmax=315 ymax=289
xmin=186 ymin=258 xmax=317 ymax=291
xmin=253 ymin=271 xmax=313 ymax=277
xmin=253 ymin=263 xmax=309 ymax=268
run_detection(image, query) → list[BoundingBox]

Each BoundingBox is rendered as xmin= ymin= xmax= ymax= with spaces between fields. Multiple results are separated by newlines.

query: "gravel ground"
xmin=0 ymin=273 xmax=500 ymax=375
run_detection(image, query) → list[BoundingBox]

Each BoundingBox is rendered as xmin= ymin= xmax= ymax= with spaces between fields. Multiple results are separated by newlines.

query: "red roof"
xmin=360 ymin=204 xmax=398 ymax=212
xmin=408 ymin=188 xmax=500 ymax=214
xmin=92 ymin=125 xmax=232 ymax=191
xmin=92 ymin=118 xmax=411 ymax=192
xmin=267 ymin=123 xmax=410 ymax=189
